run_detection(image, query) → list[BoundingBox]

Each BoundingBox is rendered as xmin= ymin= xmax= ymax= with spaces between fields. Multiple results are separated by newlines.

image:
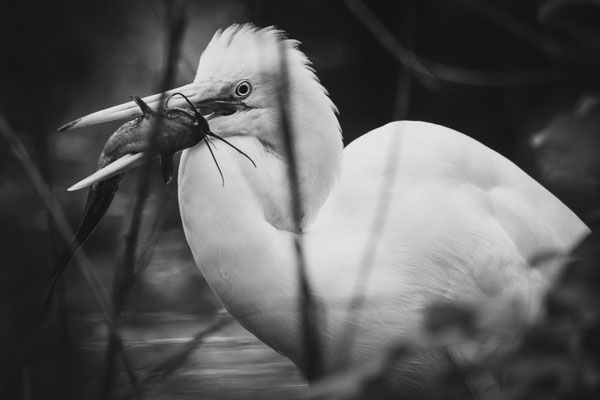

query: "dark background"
xmin=1 ymin=0 xmax=599 ymax=399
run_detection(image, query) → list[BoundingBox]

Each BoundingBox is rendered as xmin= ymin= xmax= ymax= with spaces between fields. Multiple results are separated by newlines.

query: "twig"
xmin=424 ymin=61 xmax=575 ymax=86
xmin=303 ymin=344 xmax=409 ymax=400
xmin=142 ymin=314 xmax=234 ymax=383
xmin=276 ymin=42 xmax=323 ymax=380
xmin=100 ymin=1 xmax=188 ymax=399
xmin=112 ymin=0 xmax=186 ymax=315
xmin=343 ymin=0 xmax=437 ymax=88
xmin=0 ymin=112 xmax=140 ymax=391
xmin=30 ymin=95 xmax=75 ymax=398
xmin=0 ymin=113 xmax=109 ymax=317
xmin=146 ymin=0 xmax=196 ymax=79
xmin=391 ymin=0 xmax=416 ymax=121
xmin=116 ymin=314 xmax=234 ymax=400
xmin=336 ymin=0 xmax=415 ymax=368
xmin=56 ymin=275 xmax=74 ymax=400
xmin=336 ymin=111 xmax=405 ymax=366
xmin=457 ymin=0 xmax=564 ymax=56
xmin=344 ymin=0 xmax=580 ymax=87
xmin=132 ymin=184 xmax=177 ymax=281
xmin=21 ymin=365 xmax=31 ymax=400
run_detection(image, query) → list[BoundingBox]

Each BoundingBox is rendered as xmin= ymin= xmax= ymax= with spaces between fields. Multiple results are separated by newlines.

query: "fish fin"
xmin=130 ymin=96 xmax=155 ymax=116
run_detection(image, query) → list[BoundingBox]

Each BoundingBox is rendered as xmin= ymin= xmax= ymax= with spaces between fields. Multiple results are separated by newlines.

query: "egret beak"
xmin=58 ymin=82 xmax=225 ymax=132
xmin=60 ymin=81 xmax=250 ymax=191
xmin=65 ymin=92 xmax=212 ymax=191
xmin=68 ymin=153 xmax=152 ymax=191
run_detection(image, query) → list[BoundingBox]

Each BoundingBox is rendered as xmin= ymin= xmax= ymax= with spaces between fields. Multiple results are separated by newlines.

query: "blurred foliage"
xmin=442 ymin=229 xmax=600 ymax=400
xmin=306 ymin=225 xmax=600 ymax=400
xmin=530 ymin=94 xmax=600 ymax=214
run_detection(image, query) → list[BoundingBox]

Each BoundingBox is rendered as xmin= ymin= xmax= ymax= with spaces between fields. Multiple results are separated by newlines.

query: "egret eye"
xmin=234 ymin=80 xmax=252 ymax=99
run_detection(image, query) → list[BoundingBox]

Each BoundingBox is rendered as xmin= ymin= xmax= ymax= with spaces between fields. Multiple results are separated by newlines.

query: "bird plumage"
xmin=61 ymin=23 xmax=590 ymax=399
xmin=175 ymin=25 xmax=589 ymax=397
xmin=190 ymin=25 xmax=343 ymax=230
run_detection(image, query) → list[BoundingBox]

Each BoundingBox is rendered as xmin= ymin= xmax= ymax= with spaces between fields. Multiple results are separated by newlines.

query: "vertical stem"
xmin=21 ymin=365 xmax=31 ymax=400
xmin=276 ymin=42 xmax=323 ymax=381
xmin=0 ymin=112 xmax=139 ymax=396
xmin=100 ymin=2 xmax=187 ymax=399
xmin=56 ymin=277 xmax=74 ymax=399
xmin=29 ymin=96 xmax=74 ymax=399
xmin=337 ymin=0 xmax=416 ymax=366
xmin=392 ymin=0 xmax=416 ymax=121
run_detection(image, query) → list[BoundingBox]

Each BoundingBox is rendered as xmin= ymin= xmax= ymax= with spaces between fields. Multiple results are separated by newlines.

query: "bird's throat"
xmin=177 ymin=137 xmax=307 ymax=353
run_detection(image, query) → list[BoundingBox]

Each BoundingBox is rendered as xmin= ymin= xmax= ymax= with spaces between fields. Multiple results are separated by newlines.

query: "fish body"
xmin=46 ymin=98 xmax=208 ymax=309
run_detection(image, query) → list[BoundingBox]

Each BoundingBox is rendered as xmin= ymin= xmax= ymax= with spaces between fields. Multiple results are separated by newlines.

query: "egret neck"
xmin=176 ymin=26 xmax=343 ymax=363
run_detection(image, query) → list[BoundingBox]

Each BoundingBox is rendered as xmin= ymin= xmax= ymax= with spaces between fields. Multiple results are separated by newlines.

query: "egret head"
xmin=61 ymin=24 xmax=341 ymax=162
xmin=192 ymin=24 xmax=340 ymax=151
xmin=61 ymin=25 xmax=343 ymax=227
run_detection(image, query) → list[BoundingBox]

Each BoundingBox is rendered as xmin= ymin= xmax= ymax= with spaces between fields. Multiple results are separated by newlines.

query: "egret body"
xmin=63 ymin=25 xmax=589 ymax=398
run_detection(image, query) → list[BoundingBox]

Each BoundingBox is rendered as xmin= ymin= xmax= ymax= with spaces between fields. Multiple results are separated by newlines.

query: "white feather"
xmin=176 ymin=25 xmax=589 ymax=398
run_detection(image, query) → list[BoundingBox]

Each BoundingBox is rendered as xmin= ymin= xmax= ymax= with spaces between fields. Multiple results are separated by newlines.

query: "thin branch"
xmin=101 ymin=1 xmax=187 ymax=398
xmin=457 ymin=0 xmax=564 ymax=55
xmin=336 ymin=0 xmax=415 ymax=367
xmin=116 ymin=314 xmax=234 ymax=400
xmin=146 ymin=0 xmax=196 ymax=79
xmin=0 ymin=113 xmax=109 ymax=316
xmin=336 ymin=116 xmax=405 ymax=366
xmin=131 ymin=184 xmax=177 ymax=281
xmin=391 ymin=0 xmax=416 ymax=121
xmin=142 ymin=314 xmax=234 ymax=383
xmin=112 ymin=0 xmax=186 ymax=315
xmin=343 ymin=0 xmax=438 ymax=88
xmin=0 ymin=112 xmax=140 ymax=391
xmin=276 ymin=42 xmax=323 ymax=380
xmin=303 ymin=344 xmax=409 ymax=400
xmin=344 ymin=0 xmax=580 ymax=87
xmin=31 ymin=91 xmax=75 ymax=398
xmin=425 ymin=61 xmax=575 ymax=86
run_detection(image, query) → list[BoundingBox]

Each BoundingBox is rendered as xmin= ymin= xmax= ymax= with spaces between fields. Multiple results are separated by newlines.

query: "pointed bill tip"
xmin=68 ymin=181 xmax=88 ymax=192
xmin=58 ymin=118 xmax=82 ymax=132
xmin=67 ymin=152 xmax=151 ymax=192
xmin=57 ymin=82 xmax=203 ymax=132
xmin=68 ymin=173 xmax=102 ymax=191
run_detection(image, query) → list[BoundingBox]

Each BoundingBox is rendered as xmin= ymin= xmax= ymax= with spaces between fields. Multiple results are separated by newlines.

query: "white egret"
xmin=61 ymin=25 xmax=589 ymax=398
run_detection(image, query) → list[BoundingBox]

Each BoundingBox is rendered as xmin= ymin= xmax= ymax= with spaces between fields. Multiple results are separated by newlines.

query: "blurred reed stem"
xmin=0 ymin=112 xmax=140 ymax=394
xmin=344 ymin=0 xmax=578 ymax=87
xmin=100 ymin=1 xmax=187 ymax=399
xmin=336 ymin=0 xmax=415 ymax=369
xmin=276 ymin=42 xmax=323 ymax=380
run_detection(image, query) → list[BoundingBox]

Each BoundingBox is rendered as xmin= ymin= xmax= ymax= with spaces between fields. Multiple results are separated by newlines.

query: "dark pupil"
xmin=237 ymin=84 xmax=248 ymax=95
